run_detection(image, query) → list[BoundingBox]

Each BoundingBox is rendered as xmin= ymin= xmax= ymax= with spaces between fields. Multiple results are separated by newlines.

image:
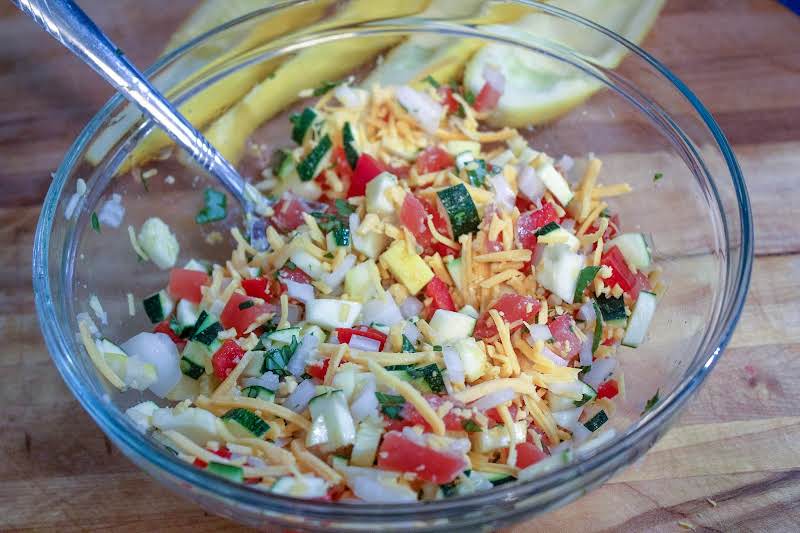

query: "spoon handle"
xmin=13 ymin=0 xmax=250 ymax=208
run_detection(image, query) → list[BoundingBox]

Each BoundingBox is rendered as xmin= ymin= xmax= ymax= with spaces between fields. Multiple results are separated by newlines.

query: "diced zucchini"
xmin=350 ymin=417 xmax=384 ymax=467
xmin=446 ymin=258 xmax=464 ymax=292
xmin=331 ymin=364 xmax=361 ymax=400
xmin=142 ymin=290 xmax=174 ymax=324
xmin=305 ymin=299 xmax=362 ymax=330
xmin=221 ymin=408 xmax=270 ymax=438
xmin=191 ymin=311 xmax=223 ymax=345
xmin=573 ymin=382 xmax=598 ymax=407
xmin=176 ymin=299 xmax=199 ymax=328
xmin=272 ymin=149 xmax=295 ymax=179
xmin=389 ymin=363 xmax=446 ymax=394
xmin=380 ymin=241 xmax=434 ymax=295
xmin=583 ymin=410 xmax=608 ymax=432
xmin=622 ymin=291 xmax=657 ymax=347
xmin=437 ymin=183 xmax=480 ymax=239
xmin=290 ymin=249 xmax=326 ymax=280
xmin=104 ymin=351 xmax=158 ymax=391
xmin=241 ymin=385 xmax=275 ymax=402
xmin=535 ymin=223 xmax=580 ymax=252
xmin=300 ymin=324 xmax=326 ymax=342
xmin=537 ymin=163 xmax=573 ymax=206
xmin=608 ymin=233 xmax=651 ymax=270
xmin=454 ymin=337 xmax=487 ymax=382
xmin=459 ymin=304 xmax=479 ymax=319
xmin=446 ymin=140 xmax=481 ymax=159
xmin=428 ymin=309 xmax=476 ymax=344
xmin=471 ymin=421 xmax=527 ymax=453
xmin=344 ymin=260 xmax=381 ymax=302
xmin=573 ymin=266 xmax=601 ymax=303
xmin=180 ymin=340 xmax=211 ymax=380
xmin=350 ymin=213 xmax=388 ymax=259
xmin=474 ymin=470 xmax=516 ymax=486
xmin=547 ymin=391 xmax=579 ymax=412
xmin=342 ymin=122 xmax=359 ymax=169
xmin=125 ymin=401 xmax=159 ymax=432
xmin=267 ymin=327 xmax=302 ymax=345
xmin=536 ymin=244 xmax=585 ymax=304
xmin=152 ymin=406 xmax=222 ymax=445
xmin=365 ymin=172 xmax=398 ymax=216
xmin=306 ymin=388 xmax=356 ymax=449
xmin=272 ymin=475 xmax=329 ymax=498
xmin=297 ymin=134 xmax=332 ymax=182
xmin=183 ymin=259 xmax=209 ymax=273
xmin=206 ymin=462 xmax=244 ymax=483
xmin=595 ymin=295 xmax=627 ymax=327
xmin=290 ymin=107 xmax=318 ymax=145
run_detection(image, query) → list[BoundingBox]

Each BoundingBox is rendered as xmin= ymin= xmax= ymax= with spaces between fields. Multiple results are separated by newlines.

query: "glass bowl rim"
xmin=32 ymin=0 xmax=754 ymax=522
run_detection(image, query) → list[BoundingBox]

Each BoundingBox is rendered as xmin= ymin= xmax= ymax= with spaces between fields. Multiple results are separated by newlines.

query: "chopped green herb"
xmin=262 ymin=337 xmax=299 ymax=376
xmin=407 ymin=364 xmax=445 ymax=393
xmin=290 ymin=107 xmax=317 ymax=144
xmin=401 ymin=335 xmax=416 ymax=353
xmin=312 ymin=80 xmax=339 ymax=96
xmin=423 ymin=75 xmax=440 ymax=88
xmin=461 ymin=419 xmax=482 ymax=433
xmin=297 ymin=134 xmax=332 ymax=181
xmin=195 ymin=188 xmax=227 ymax=224
xmin=334 ymin=198 xmax=355 ymax=217
xmin=642 ymin=389 xmax=660 ymax=415
xmin=311 ymin=212 xmax=343 ymax=233
xmin=439 ymin=481 xmax=459 ymax=497
xmin=238 ymin=300 xmax=255 ymax=310
xmin=432 ymin=345 xmax=442 ymax=351
xmin=574 ymin=266 xmax=601 ymax=303
xmin=579 ymin=365 xmax=592 ymax=376
xmin=654 ymin=172 xmax=663 ymax=182
xmin=324 ymin=252 xmax=334 ymax=259
xmin=464 ymin=90 xmax=475 ymax=106
xmin=465 ymin=159 xmax=487 ymax=187
xmin=600 ymin=208 xmax=611 ymax=218
xmin=91 ymin=212 xmax=101 ymax=233
xmin=592 ymin=300 xmax=604 ymax=353
xmin=333 ymin=225 xmax=350 ymax=246
xmin=375 ymin=392 xmax=405 ymax=419
xmin=573 ymin=393 xmax=594 ymax=407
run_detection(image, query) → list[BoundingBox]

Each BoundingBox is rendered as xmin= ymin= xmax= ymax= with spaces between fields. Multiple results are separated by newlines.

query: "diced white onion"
xmin=286 ymin=303 xmax=303 ymax=324
xmin=579 ymin=334 xmax=594 ymax=367
xmin=283 ymin=379 xmax=317 ymax=412
xmin=557 ymin=154 xmax=575 ymax=173
xmin=402 ymin=321 xmax=420 ymax=344
xmin=284 ymin=279 xmax=315 ymax=304
xmin=399 ymin=296 xmax=424 ymax=319
xmin=577 ymin=302 xmax=596 ymax=322
xmin=395 ymin=86 xmax=444 ymax=134
xmin=469 ymin=388 xmax=515 ymax=411
xmin=286 ymin=334 xmax=319 ymax=377
xmin=527 ymin=323 xmax=552 ymax=342
xmin=547 ymin=380 xmax=585 ymax=397
xmin=348 ymin=334 xmax=381 ymax=352
xmin=541 ymin=345 xmax=567 ymax=367
xmin=400 ymin=426 xmax=427 ymax=446
xmin=483 ymin=64 xmax=506 ymax=95
xmin=246 ymin=456 xmax=268 ymax=468
xmin=209 ymin=299 xmax=225 ymax=317
xmin=490 ymin=150 xmax=515 ymax=168
xmin=560 ymin=218 xmax=576 ymax=232
xmin=242 ymin=371 xmax=280 ymax=391
xmin=350 ymin=376 xmax=378 ymax=422
xmin=344 ymin=469 xmax=417 ymax=503
xmin=121 ymin=332 xmax=181 ymax=397
xmin=552 ymin=407 xmax=583 ymax=431
xmin=98 ymin=193 xmax=125 ymax=228
xmin=518 ymin=166 xmax=545 ymax=202
xmin=362 ymin=293 xmax=403 ymax=327
xmin=571 ymin=423 xmax=593 ymax=445
xmin=335 ymin=84 xmax=368 ymax=108
xmin=582 ymin=358 xmax=618 ymax=389
xmin=490 ymin=174 xmax=515 ymax=214
xmin=324 ymin=254 xmax=356 ymax=290
xmin=442 ymin=346 xmax=464 ymax=385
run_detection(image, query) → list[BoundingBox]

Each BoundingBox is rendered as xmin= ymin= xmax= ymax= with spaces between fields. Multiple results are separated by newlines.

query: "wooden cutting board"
xmin=1 ymin=1 xmax=798 ymax=531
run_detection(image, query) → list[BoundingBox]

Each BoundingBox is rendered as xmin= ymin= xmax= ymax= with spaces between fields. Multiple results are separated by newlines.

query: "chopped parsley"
xmin=324 ymin=252 xmax=334 ymax=259
xmin=642 ymin=389 xmax=660 ymax=415
xmin=654 ymin=172 xmax=664 ymax=182
xmin=334 ymin=198 xmax=355 ymax=217
xmin=238 ymin=300 xmax=255 ymax=310
xmin=375 ymin=392 xmax=405 ymax=419
xmin=195 ymin=188 xmax=227 ymax=224
xmin=461 ymin=419 xmax=482 ymax=433
xmin=423 ymin=75 xmax=440 ymax=88
xmin=312 ymin=80 xmax=340 ymax=96
xmin=91 ymin=212 xmax=101 ymax=233
xmin=463 ymin=90 xmax=475 ymax=106
xmin=573 ymin=393 xmax=595 ymax=407
xmin=432 ymin=345 xmax=443 ymax=351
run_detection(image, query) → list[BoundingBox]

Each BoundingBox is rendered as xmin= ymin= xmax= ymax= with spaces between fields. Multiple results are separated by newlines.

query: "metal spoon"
xmin=13 ymin=0 xmax=252 ymax=213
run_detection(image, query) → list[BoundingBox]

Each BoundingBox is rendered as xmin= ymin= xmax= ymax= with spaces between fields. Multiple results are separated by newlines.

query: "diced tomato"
xmin=398 ymin=395 xmax=465 ymax=432
xmin=211 ymin=339 xmax=246 ymax=380
xmin=278 ymin=267 xmax=313 ymax=285
xmin=596 ymin=379 xmax=619 ymax=400
xmin=241 ymin=277 xmax=270 ymax=300
xmin=153 ymin=320 xmax=186 ymax=349
xmin=387 ymin=164 xmax=410 ymax=179
xmin=272 ymin=194 xmax=307 ymax=233
xmin=515 ymin=442 xmax=548 ymax=469
xmin=336 ymin=327 xmax=387 ymax=351
xmin=473 ymin=294 xmax=541 ymax=340
xmin=347 ymin=153 xmax=384 ymax=197
xmin=418 ymin=196 xmax=459 ymax=257
xmin=438 ymin=86 xmax=460 ymax=114
xmin=377 ymin=431 xmax=468 ymax=484
xmin=473 ymin=81 xmax=502 ymax=112
xmin=168 ymin=268 xmax=210 ymax=303
xmin=220 ymin=292 xmax=275 ymax=336
xmin=516 ymin=203 xmax=560 ymax=250
xmin=400 ymin=194 xmax=434 ymax=251
xmin=424 ymin=276 xmax=456 ymax=319
xmin=415 ymin=146 xmax=454 ymax=174
xmin=332 ymin=145 xmax=354 ymax=177
xmin=601 ymin=246 xmax=636 ymax=293
xmin=484 ymin=405 xmax=518 ymax=427
xmin=193 ymin=446 xmax=232 ymax=468
xmin=549 ymin=314 xmax=581 ymax=358
xmin=306 ymin=358 xmax=329 ymax=381
xmin=629 ymin=271 xmax=652 ymax=302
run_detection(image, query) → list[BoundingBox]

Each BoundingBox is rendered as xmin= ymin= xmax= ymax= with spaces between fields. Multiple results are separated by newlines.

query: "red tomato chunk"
xmin=474 ymin=294 xmax=540 ymax=340
xmin=212 ymin=340 xmax=246 ymax=380
xmin=168 ymin=268 xmax=210 ymax=303
xmin=516 ymin=203 xmax=560 ymax=250
xmin=348 ymin=154 xmax=384 ymax=197
xmin=600 ymin=245 xmax=636 ymax=293
xmin=515 ymin=442 xmax=547 ymax=469
xmin=415 ymin=146 xmax=454 ymax=174
xmin=220 ymin=292 xmax=275 ymax=336
xmin=549 ymin=314 xmax=581 ymax=358
xmin=377 ymin=431 xmax=467 ymax=484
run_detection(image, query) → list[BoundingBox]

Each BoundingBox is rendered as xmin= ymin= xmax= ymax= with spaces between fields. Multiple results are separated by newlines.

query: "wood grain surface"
xmin=1 ymin=1 xmax=799 ymax=531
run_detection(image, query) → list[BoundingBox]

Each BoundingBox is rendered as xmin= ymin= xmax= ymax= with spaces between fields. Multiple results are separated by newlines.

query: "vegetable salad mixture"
xmin=81 ymin=73 xmax=663 ymax=503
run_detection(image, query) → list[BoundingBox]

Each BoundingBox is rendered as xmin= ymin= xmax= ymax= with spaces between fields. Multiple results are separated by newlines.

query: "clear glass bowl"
xmin=33 ymin=1 xmax=752 ymax=530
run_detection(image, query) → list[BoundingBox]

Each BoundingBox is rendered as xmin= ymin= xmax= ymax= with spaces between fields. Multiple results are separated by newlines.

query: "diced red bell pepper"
xmin=211 ymin=339 xmax=246 ymax=380
xmin=396 ymin=395 xmax=465 ymax=432
xmin=473 ymin=81 xmax=502 ymax=112
xmin=438 ymin=86 xmax=460 ymax=114
xmin=376 ymin=431 xmax=468 ymax=484
xmin=272 ymin=194 xmax=307 ymax=233
xmin=220 ymin=292 xmax=275 ymax=336
xmin=336 ymin=326 xmax=387 ymax=351
xmin=153 ymin=320 xmax=186 ymax=349
xmin=516 ymin=203 xmax=560 ymax=250
xmin=515 ymin=442 xmax=548 ymax=469
xmin=548 ymin=314 xmax=581 ymax=358
xmin=601 ymin=245 xmax=636 ymax=293
xmin=629 ymin=271 xmax=652 ymax=302
xmin=424 ymin=276 xmax=456 ymax=319
xmin=347 ymin=153 xmax=384 ymax=197
xmin=415 ymin=146 xmax=454 ymax=174
xmin=168 ymin=268 xmax=210 ymax=304
xmin=473 ymin=294 xmax=540 ymax=340
xmin=192 ymin=446 xmax=232 ymax=469
xmin=241 ymin=278 xmax=271 ymax=301
xmin=596 ymin=379 xmax=619 ymax=400
xmin=306 ymin=358 xmax=329 ymax=381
